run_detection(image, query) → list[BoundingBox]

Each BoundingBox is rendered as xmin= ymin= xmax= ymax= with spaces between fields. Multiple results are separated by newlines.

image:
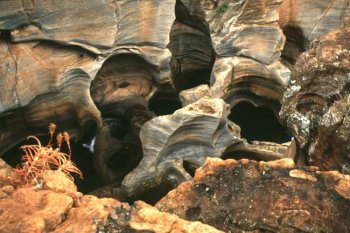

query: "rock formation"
xmin=0 ymin=159 xmax=223 ymax=233
xmin=279 ymin=0 xmax=350 ymax=64
xmin=157 ymin=157 xmax=350 ymax=232
xmin=122 ymin=97 xmax=239 ymax=200
xmin=280 ymin=28 xmax=350 ymax=173
xmin=1 ymin=0 xmax=350 ymax=231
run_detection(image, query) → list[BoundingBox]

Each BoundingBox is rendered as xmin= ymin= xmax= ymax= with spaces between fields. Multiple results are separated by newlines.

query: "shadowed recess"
xmin=90 ymin=53 xmax=156 ymax=116
xmin=281 ymin=25 xmax=307 ymax=65
xmin=148 ymin=85 xmax=182 ymax=116
xmin=0 ymin=30 xmax=11 ymax=41
xmin=173 ymin=69 xmax=212 ymax=92
xmin=1 ymin=136 xmax=103 ymax=193
xmin=229 ymin=102 xmax=290 ymax=143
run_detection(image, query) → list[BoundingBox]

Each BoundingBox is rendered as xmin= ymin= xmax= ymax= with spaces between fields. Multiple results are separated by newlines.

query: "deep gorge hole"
xmin=229 ymin=102 xmax=291 ymax=143
xmin=173 ymin=69 xmax=212 ymax=92
xmin=148 ymin=86 xmax=182 ymax=116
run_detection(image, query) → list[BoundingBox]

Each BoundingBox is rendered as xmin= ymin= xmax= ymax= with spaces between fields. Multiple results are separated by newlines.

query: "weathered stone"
xmin=179 ymin=84 xmax=213 ymax=106
xmin=0 ymin=158 xmax=18 ymax=186
xmin=279 ymin=0 xmax=350 ymax=63
xmin=0 ymin=188 xmax=74 ymax=232
xmin=195 ymin=0 xmax=291 ymax=123
xmin=43 ymin=170 xmax=78 ymax=194
xmin=211 ymin=56 xmax=290 ymax=115
xmin=156 ymin=158 xmax=350 ymax=232
xmin=0 ymin=0 xmax=176 ymax=157
xmin=0 ymin=0 xmax=117 ymax=53
xmin=127 ymin=201 xmax=223 ymax=233
xmin=169 ymin=20 xmax=214 ymax=91
xmin=0 ymin=39 xmax=103 ymax=156
xmin=122 ymin=97 xmax=240 ymax=200
xmin=197 ymin=0 xmax=285 ymax=63
xmin=223 ymin=140 xmax=293 ymax=161
xmin=53 ymin=195 xmax=119 ymax=233
xmin=0 ymin=0 xmax=176 ymax=55
xmin=0 ymin=162 xmax=223 ymax=233
xmin=280 ymin=28 xmax=350 ymax=172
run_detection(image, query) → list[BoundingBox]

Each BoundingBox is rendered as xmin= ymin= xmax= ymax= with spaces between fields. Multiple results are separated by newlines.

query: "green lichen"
xmin=217 ymin=2 xmax=229 ymax=13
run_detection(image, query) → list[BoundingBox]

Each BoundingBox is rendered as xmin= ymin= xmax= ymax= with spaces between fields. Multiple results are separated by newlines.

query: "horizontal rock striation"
xmin=122 ymin=97 xmax=240 ymax=199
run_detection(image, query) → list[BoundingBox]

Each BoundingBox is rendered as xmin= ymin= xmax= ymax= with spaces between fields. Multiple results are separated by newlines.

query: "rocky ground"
xmin=1 ymin=0 xmax=350 ymax=232
xmin=1 ymin=156 xmax=350 ymax=232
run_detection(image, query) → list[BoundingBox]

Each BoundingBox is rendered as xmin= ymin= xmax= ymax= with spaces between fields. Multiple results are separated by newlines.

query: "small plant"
xmin=217 ymin=2 xmax=229 ymax=13
xmin=14 ymin=123 xmax=82 ymax=187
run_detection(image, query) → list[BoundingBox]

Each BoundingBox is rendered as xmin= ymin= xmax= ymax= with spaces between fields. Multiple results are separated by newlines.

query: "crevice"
xmin=0 ymin=30 xmax=12 ymax=42
xmin=228 ymin=102 xmax=291 ymax=143
xmin=281 ymin=25 xmax=308 ymax=65
xmin=5 ymin=40 xmax=20 ymax=109
xmin=148 ymin=84 xmax=182 ymax=116
xmin=183 ymin=160 xmax=197 ymax=177
xmin=172 ymin=69 xmax=212 ymax=91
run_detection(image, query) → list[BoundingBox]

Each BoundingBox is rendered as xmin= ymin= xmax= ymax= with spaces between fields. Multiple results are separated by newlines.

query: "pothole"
xmin=229 ymin=101 xmax=291 ymax=143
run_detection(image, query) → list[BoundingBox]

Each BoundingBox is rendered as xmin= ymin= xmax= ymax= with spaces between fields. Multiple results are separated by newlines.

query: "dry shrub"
xmin=14 ymin=123 xmax=82 ymax=188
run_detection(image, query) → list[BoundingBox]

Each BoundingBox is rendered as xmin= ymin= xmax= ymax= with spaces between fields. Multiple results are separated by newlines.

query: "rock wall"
xmin=0 ymin=0 xmax=350 ymax=205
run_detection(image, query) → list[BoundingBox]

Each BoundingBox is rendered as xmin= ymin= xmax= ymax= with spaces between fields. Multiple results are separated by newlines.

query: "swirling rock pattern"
xmin=200 ymin=0 xmax=291 ymax=118
xmin=0 ymin=0 xmax=176 ymax=174
xmin=0 ymin=40 xmax=102 ymax=155
xmin=122 ymin=97 xmax=240 ymax=199
xmin=0 ymin=0 xmax=349 ymax=211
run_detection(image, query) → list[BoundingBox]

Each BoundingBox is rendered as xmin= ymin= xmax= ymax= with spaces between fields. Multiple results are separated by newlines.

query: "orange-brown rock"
xmin=156 ymin=158 xmax=350 ymax=232
xmin=53 ymin=195 xmax=119 ymax=233
xmin=127 ymin=201 xmax=223 ymax=233
xmin=0 ymin=188 xmax=74 ymax=233
xmin=0 ymin=163 xmax=223 ymax=233
xmin=43 ymin=170 xmax=78 ymax=194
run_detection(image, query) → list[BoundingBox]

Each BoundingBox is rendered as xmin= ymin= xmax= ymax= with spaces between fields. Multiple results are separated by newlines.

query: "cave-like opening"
xmin=229 ymin=102 xmax=291 ymax=143
xmin=172 ymin=69 xmax=212 ymax=92
xmin=148 ymin=85 xmax=182 ymax=116
xmin=281 ymin=25 xmax=307 ymax=65
xmin=0 ymin=30 xmax=11 ymax=41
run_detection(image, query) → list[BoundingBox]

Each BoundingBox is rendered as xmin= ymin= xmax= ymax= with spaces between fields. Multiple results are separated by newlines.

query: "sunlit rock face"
xmin=156 ymin=158 xmax=350 ymax=232
xmin=0 ymin=0 xmax=349 ymax=209
xmin=280 ymin=28 xmax=350 ymax=173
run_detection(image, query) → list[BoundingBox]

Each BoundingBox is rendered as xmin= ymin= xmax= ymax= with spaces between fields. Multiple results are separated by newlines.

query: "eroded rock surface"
xmin=156 ymin=158 xmax=350 ymax=232
xmin=280 ymin=28 xmax=350 ymax=173
xmin=279 ymin=0 xmax=350 ymax=63
xmin=0 ymin=40 xmax=102 ymax=155
xmin=122 ymin=97 xmax=240 ymax=200
xmin=0 ymin=1 xmax=176 ymax=187
xmin=197 ymin=0 xmax=292 ymax=122
xmin=0 ymin=164 xmax=222 ymax=233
